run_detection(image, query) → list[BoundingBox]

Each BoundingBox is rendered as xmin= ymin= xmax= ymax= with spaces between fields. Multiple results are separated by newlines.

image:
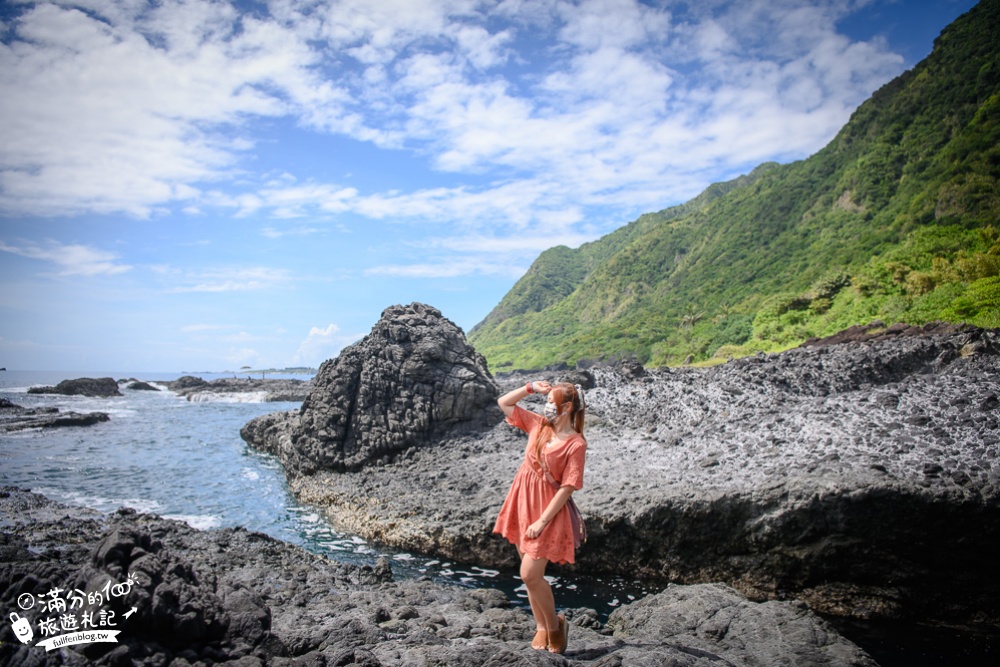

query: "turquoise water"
xmin=0 ymin=370 xmax=651 ymax=616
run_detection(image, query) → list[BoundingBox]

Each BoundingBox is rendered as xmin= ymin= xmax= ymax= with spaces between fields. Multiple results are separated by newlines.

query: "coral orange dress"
xmin=493 ymin=405 xmax=587 ymax=565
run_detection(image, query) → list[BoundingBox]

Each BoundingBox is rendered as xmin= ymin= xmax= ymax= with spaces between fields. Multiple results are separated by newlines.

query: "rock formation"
xmin=27 ymin=377 xmax=122 ymax=397
xmin=607 ymin=582 xmax=873 ymax=666
xmin=124 ymin=380 xmax=160 ymax=391
xmin=0 ymin=487 xmax=875 ymax=666
xmin=243 ymin=303 xmax=501 ymax=475
xmin=163 ymin=376 xmax=312 ymax=402
xmin=245 ymin=309 xmax=1000 ymax=633
xmin=0 ymin=398 xmax=110 ymax=432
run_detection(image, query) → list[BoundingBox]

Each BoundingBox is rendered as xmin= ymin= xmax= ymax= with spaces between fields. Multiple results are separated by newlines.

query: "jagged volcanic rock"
xmin=0 ymin=487 xmax=875 ymax=666
xmin=243 ymin=303 xmax=501 ymax=474
xmin=249 ymin=312 xmax=1000 ymax=632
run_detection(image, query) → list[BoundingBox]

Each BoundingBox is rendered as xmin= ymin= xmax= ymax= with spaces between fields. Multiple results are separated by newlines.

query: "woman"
xmin=493 ymin=380 xmax=587 ymax=655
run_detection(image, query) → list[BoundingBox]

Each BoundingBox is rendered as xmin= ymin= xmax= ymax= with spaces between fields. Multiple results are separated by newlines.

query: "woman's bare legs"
xmin=520 ymin=552 xmax=558 ymax=635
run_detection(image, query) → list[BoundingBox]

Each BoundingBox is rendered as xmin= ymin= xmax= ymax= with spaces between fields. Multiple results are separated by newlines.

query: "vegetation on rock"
xmin=470 ymin=0 xmax=1000 ymax=370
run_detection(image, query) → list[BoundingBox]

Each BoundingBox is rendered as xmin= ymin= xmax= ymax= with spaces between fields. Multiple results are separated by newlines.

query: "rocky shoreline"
xmin=18 ymin=375 xmax=313 ymax=404
xmin=162 ymin=376 xmax=313 ymax=403
xmin=1 ymin=375 xmax=312 ymax=433
xmin=241 ymin=304 xmax=1000 ymax=634
xmin=0 ymin=486 xmax=877 ymax=666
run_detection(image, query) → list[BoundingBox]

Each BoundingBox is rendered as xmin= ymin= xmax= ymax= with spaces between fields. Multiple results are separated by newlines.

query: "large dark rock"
xmin=264 ymin=320 xmax=1000 ymax=632
xmin=125 ymin=381 xmax=159 ymax=391
xmin=0 ymin=487 xmax=875 ymax=667
xmin=244 ymin=303 xmax=501 ymax=474
xmin=170 ymin=375 xmax=208 ymax=390
xmin=27 ymin=377 xmax=122 ymax=397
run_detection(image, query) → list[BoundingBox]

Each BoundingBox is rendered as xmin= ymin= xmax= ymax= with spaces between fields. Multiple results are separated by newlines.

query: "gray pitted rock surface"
xmin=244 ymin=314 xmax=1000 ymax=630
xmin=245 ymin=303 xmax=502 ymax=475
xmin=0 ymin=487 xmax=875 ymax=666
xmin=606 ymin=582 xmax=870 ymax=667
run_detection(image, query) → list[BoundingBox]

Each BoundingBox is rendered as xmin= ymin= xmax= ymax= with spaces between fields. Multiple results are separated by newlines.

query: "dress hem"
xmin=493 ymin=529 xmax=576 ymax=566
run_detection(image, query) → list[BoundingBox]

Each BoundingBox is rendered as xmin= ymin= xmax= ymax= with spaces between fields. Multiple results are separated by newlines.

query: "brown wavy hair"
xmin=534 ymin=382 xmax=585 ymax=467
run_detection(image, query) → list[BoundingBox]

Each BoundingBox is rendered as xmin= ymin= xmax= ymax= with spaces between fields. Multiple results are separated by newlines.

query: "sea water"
xmin=0 ymin=370 xmax=651 ymax=617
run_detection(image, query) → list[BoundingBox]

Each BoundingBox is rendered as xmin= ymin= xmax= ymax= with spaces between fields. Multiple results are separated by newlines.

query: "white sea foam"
xmin=32 ymin=487 xmax=164 ymax=516
xmin=185 ymin=392 xmax=270 ymax=403
xmin=164 ymin=514 xmax=222 ymax=530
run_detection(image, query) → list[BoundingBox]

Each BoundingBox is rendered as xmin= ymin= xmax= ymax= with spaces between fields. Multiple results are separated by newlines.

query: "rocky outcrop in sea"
xmin=243 ymin=303 xmax=500 ymax=475
xmin=242 ymin=305 xmax=1000 ymax=634
xmin=27 ymin=377 xmax=122 ymax=397
xmin=0 ymin=398 xmax=110 ymax=433
xmin=0 ymin=486 xmax=875 ymax=666
xmin=162 ymin=376 xmax=313 ymax=403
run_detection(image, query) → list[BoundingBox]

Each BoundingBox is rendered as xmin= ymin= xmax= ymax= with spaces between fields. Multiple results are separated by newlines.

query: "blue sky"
xmin=0 ymin=0 xmax=980 ymax=372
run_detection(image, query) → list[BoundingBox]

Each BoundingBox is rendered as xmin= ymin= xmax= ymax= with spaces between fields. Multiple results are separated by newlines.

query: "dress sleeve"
xmin=560 ymin=438 xmax=587 ymax=490
xmin=506 ymin=404 xmax=544 ymax=434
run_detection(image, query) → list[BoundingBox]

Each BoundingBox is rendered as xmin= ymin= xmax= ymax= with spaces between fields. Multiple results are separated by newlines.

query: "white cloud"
xmin=260 ymin=226 xmax=324 ymax=238
xmin=0 ymin=0 xmax=333 ymax=217
xmin=555 ymin=0 xmax=672 ymax=51
xmin=226 ymin=347 xmax=261 ymax=368
xmin=309 ymin=323 xmax=340 ymax=337
xmin=360 ymin=224 xmax=599 ymax=279
xmin=294 ymin=322 xmax=353 ymax=366
xmin=425 ymin=231 xmax=596 ymax=254
xmin=0 ymin=239 xmax=132 ymax=276
xmin=181 ymin=324 xmax=229 ymax=333
xmin=0 ymin=0 xmax=910 ymax=237
xmin=365 ymin=257 xmax=527 ymax=279
xmin=258 ymin=182 xmax=359 ymax=218
xmin=165 ymin=267 xmax=291 ymax=293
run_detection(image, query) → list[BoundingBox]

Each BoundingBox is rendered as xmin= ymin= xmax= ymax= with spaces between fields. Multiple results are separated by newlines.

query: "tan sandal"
xmin=531 ymin=628 xmax=548 ymax=650
xmin=548 ymin=614 xmax=567 ymax=654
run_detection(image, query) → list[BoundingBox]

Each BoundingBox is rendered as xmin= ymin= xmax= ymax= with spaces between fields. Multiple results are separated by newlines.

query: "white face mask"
xmin=543 ymin=402 xmax=559 ymax=423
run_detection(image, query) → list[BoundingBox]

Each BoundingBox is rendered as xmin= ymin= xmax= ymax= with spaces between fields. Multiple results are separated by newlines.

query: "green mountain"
xmin=470 ymin=0 xmax=1000 ymax=371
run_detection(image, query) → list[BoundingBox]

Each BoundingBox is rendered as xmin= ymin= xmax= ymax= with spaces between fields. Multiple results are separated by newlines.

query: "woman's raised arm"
xmin=498 ymin=380 xmax=551 ymax=417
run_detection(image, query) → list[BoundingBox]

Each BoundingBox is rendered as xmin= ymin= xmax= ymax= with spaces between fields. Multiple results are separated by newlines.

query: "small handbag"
xmin=564 ymin=496 xmax=587 ymax=550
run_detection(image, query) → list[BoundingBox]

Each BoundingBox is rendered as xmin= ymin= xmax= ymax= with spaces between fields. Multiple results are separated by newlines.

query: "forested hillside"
xmin=470 ymin=0 xmax=1000 ymax=371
